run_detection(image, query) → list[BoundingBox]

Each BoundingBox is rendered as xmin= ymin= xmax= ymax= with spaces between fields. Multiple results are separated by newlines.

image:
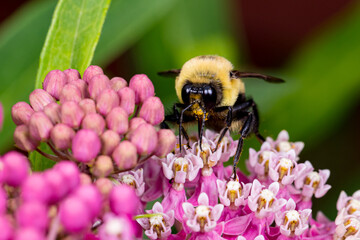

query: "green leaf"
xmin=35 ymin=0 xmax=111 ymax=89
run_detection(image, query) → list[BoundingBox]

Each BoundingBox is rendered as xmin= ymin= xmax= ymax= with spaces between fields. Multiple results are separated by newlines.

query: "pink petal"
xmin=223 ymin=214 xmax=252 ymax=235
xmin=175 ymin=171 xmax=187 ymax=184
xmin=268 ymin=182 xmax=280 ymax=195
xmin=286 ymin=198 xmax=296 ymax=210
xmin=182 ymin=202 xmax=195 ymax=218
xmin=336 ymin=191 xmax=347 ymax=211
xmin=211 ymin=204 xmax=224 ymax=221
xmin=315 ymin=184 xmax=331 ymax=198
xmin=198 ymin=192 xmax=210 ymax=206
xmin=162 ymin=162 xmax=174 ymax=180
xmin=277 ymin=130 xmax=289 ymax=141
xmin=152 ymin=202 xmax=163 ymax=213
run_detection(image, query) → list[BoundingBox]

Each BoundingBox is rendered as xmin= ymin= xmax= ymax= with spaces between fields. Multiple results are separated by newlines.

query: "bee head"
xmin=181 ymin=83 xmax=217 ymax=110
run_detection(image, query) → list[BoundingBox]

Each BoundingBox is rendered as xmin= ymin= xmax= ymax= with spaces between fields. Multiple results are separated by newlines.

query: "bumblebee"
xmin=159 ymin=55 xmax=284 ymax=178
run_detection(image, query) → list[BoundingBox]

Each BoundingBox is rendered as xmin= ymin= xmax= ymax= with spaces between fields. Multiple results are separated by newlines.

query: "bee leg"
xmin=198 ymin=110 xmax=207 ymax=151
xmin=232 ymin=112 xmax=254 ymax=179
xmin=179 ymin=103 xmax=195 ymax=152
xmin=180 ymin=125 xmax=191 ymax=149
xmin=214 ymin=106 xmax=233 ymax=151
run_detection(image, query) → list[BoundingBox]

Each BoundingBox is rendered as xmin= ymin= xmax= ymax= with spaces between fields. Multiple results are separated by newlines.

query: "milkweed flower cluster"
xmin=0 ymin=66 xmax=358 ymax=239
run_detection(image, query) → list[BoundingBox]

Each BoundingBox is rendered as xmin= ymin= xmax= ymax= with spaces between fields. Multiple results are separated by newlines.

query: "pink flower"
xmin=98 ymin=214 xmax=135 ymax=240
xmin=204 ymin=130 xmax=238 ymax=163
xmin=294 ymin=161 xmax=331 ymax=199
xmin=306 ymin=211 xmax=335 ymax=239
xmin=217 ymin=177 xmax=251 ymax=209
xmin=275 ymin=198 xmax=311 ymax=237
xmin=336 ymin=190 xmax=360 ymax=216
xmin=182 ymin=192 xmax=224 ymax=233
xmin=186 ymin=136 xmax=222 ymax=168
xmin=269 ymin=150 xmax=307 ymax=186
xmin=334 ymin=209 xmax=360 ymax=239
xmin=136 ymin=202 xmax=175 ymax=239
xmin=248 ymin=180 xmax=286 ymax=219
xmin=162 ymin=153 xmax=203 ymax=184
xmin=247 ymin=142 xmax=277 ymax=178
xmin=115 ymin=169 xmax=145 ymax=197
xmin=265 ymin=130 xmax=304 ymax=156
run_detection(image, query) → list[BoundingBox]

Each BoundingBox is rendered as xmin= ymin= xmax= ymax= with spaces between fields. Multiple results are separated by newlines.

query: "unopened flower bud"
xmin=14 ymin=228 xmax=46 ymax=240
xmin=73 ymin=185 xmax=102 ymax=219
xmin=16 ymin=201 xmax=49 ymax=231
xmin=80 ymin=173 xmax=92 ymax=185
xmin=11 ymin=102 xmax=34 ymax=125
xmin=29 ymin=111 xmax=53 ymax=141
xmin=0 ymin=216 xmax=13 ymax=240
xmin=72 ymin=129 xmax=101 ymax=163
xmin=59 ymin=84 xmax=82 ymax=103
xmin=21 ymin=173 xmax=50 ymax=203
xmin=63 ymin=68 xmax=81 ymax=82
xmin=59 ymin=196 xmax=91 ymax=233
xmin=129 ymin=74 xmax=155 ymax=104
xmin=61 ymin=101 xmax=85 ymax=128
xmin=106 ymin=107 xmax=128 ymax=134
xmin=101 ymin=130 xmax=120 ymax=155
xmin=111 ymin=77 xmax=127 ymax=91
xmin=43 ymin=102 xmax=61 ymax=124
xmin=95 ymin=178 xmax=113 ymax=197
xmin=14 ymin=125 xmax=39 ymax=151
xmin=43 ymin=169 xmax=68 ymax=204
xmin=128 ymin=117 xmax=147 ymax=133
xmin=92 ymin=155 xmax=114 ymax=178
xmin=79 ymin=98 xmax=96 ymax=115
xmin=82 ymin=113 xmax=105 ymax=135
xmin=29 ymin=89 xmax=55 ymax=111
xmin=139 ymin=96 xmax=165 ymax=125
xmin=2 ymin=151 xmax=29 ymax=187
xmin=110 ymin=185 xmax=139 ymax=215
xmin=130 ymin=123 xmax=158 ymax=155
xmin=112 ymin=140 xmax=137 ymax=170
xmin=43 ymin=70 xmax=68 ymax=100
xmin=83 ymin=65 xmax=103 ymax=83
xmin=96 ymin=89 xmax=119 ymax=116
xmin=118 ymin=87 xmax=135 ymax=115
xmin=70 ymin=79 xmax=88 ymax=98
xmin=88 ymin=74 xmax=110 ymax=99
xmin=50 ymin=123 xmax=75 ymax=150
xmin=54 ymin=161 xmax=80 ymax=190
xmin=155 ymin=129 xmax=176 ymax=157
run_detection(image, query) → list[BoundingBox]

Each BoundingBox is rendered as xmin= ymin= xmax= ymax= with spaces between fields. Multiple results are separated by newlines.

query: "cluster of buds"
xmin=0 ymin=151 xmax=142 ymax=239
xmin=11 ymin=67 xmax=176 ymax=178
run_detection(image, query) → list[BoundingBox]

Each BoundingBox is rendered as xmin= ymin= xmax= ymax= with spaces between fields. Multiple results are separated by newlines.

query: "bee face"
xmin=181 ymin=83 xmax=217 ymax=110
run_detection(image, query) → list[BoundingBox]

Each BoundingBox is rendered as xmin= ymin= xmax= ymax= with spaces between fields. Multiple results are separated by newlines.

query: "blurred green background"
xmin=0 ymin=0 xmax=359 ymax=219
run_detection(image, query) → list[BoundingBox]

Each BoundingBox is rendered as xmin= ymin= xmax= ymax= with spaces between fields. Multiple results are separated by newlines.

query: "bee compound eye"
xmin=181 ymin=84 xmax=192 ymax=104
xmin=202 ymin=85 xmax=217 ymax=108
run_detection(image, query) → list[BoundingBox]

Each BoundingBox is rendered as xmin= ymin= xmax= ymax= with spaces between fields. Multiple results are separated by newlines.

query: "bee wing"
xmin=157 ymin=69 xmax=181 ymax=78
xmin=231 ymin=70 xmax=285 ymax=83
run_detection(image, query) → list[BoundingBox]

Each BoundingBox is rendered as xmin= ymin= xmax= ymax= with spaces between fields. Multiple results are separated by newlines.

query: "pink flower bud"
xmin=11 ymin=102 xmax=34 ymax=125
xmin=2 ymin=151 xmax=29 ymax=187
xmin=61 ymin=101 xmax=84 ymax=129
xmin=109 ymin=185 xmax=139 ymax=215
xmin=70 ymin=79 xmax=88 ymax=98
xmin=54 ymin=161 xmax=80 ymax=190
xmin=111 ymin=77 xmax=127 ymax=91
xmin=21 ymin=173 xmax=50 ymax=203
xmin=29 ymin=111 xmax=53 ymax=141
xmin=14 ymin=228 xmax=46 ymax=240
xmin=129 ymin=74 xmax=155 ymax=104
xmin=59 ymin=84 xmax=82 ymax=103
xmin=14 ymin=125 xmax=39 ymax=151
xmin=0 ymin=215 xmax=13 ymax=240
xmin=83 ymin=65 xmax=103 ymax=83
xmin=128 ymin=117 xmax=147 ymax=133
xmin=79 ymin=98 xmax=96 ymax=115
xmin=112 ymin=141 xmax=137 ymax=170
xmin=43 ymin=102 xmax=61 ymax=124
xmin=29 ymin=89 xmax=55 ymax=111
xmin=63 ymin=68 xmax=81 ymax=82
xmin=16 ymin=201 xmax=49 ymax=231
xmin=130 ymin=123 xmax=158 ymax=155
xmin=80 ymin=173 xmax=92 ymax=185
xmin=106 ymin=107 xmax=128 ymax=134
xmin=81 ymin=113 xmax=105 ymax=135
xmin=96 ymin=89 xmax=119 ymax=116
xmin=88 ymin=74 xmax=110 ymax=99
xmin=43 ymin=70 xmax=68 ymax=100
xmin=118 ymin=87 xmax=135 ymax=115
xmin=95 ymin=178 xmax=113 ymax=197
xmin=50 ymin=123 xmax=75 ymax=150
xmin=43 ymin=169 xmax=68 ymax=204
xmin=100 ymin=130 xmax=121 ymax=155
xmin=73 ymin=185 xmax=102 ymax=219
xmin=72 ymin=129 xmax=101 ymax=163
xmin=139 ymin=97 xmax=165 ymax=125
xmin=154 ymin=129 xmax=176 ymax=157
xmin=59 ymin=196 xmax=91 ymax=233
xmin=92 ymin=155 xmax=114 ymax=178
